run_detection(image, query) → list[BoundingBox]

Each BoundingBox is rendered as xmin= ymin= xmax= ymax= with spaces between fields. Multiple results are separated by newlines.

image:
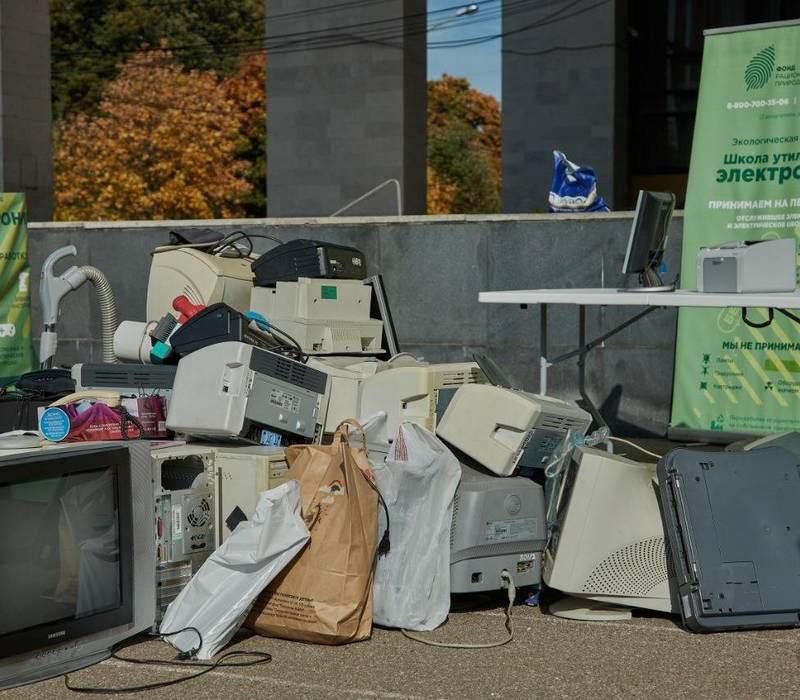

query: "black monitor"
xmin=622 ymin=190 xmax=676 ymax=291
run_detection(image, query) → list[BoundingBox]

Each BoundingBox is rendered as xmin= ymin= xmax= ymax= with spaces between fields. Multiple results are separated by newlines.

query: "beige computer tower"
xmin=206 ymin=445 xmax=290 ymax=546
xmin=150 ymin=444 xmax=216 ymax=621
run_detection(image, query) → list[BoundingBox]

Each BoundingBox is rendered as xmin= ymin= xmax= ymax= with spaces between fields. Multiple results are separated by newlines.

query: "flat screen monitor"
xmin=622 ymin=190 xmax=676 ymax=290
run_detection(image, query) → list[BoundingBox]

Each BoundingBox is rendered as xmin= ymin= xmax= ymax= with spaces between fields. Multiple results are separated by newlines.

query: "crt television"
xmin=0 ymin=441 xmax=155 ymax=690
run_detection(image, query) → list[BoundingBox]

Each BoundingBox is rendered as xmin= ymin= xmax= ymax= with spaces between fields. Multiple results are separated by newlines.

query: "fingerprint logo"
xmin=745 ymin=45 xmax=775 ymax=90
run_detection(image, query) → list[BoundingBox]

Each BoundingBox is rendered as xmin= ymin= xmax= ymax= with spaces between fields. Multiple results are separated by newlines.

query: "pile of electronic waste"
xmin=2 ymin=228 xmax=800 ymax=691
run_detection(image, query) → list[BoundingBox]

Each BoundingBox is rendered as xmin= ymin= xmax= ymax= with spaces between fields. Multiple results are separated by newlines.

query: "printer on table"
xmin=697 ymin=238 xmax=796 ymax=293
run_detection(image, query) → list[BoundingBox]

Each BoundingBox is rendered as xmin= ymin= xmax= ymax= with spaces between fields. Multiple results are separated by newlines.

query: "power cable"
xmin=52 ymin=0 xmax=549 ymax=69
xmin=51 ymin=0 xmax=506 ymax=61
xmin=50 ymin=0 xmax=555 ymax=82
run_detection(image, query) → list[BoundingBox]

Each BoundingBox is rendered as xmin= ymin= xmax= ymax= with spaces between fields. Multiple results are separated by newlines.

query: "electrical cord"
xmin=606 ymin=437 xmax=663 ymax=460
xmin=401 ymin=571 xmax=516 ymax=649
xmin=63 ymin=628 xmax=272 ymax=694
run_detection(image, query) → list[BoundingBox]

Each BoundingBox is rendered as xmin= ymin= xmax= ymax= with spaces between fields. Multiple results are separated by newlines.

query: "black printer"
xmin=252 ymin=239 xmax=366 ymax=286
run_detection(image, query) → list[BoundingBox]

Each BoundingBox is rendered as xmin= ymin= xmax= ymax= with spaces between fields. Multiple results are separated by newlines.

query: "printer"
xmin=250 ymin=277 xmax=384 ymax=355
xmin=166 ymin=341 xmax=328 ymax=445
xmin=359 ymin=362 xmax=488 ymax=441
xmin=436 ymin=383 xmax=592 ymax=476
xmin=697 ymin=238 xmax=796 ymax=293
xmin=251 ymin=238 xmax=366 ymax=286
xmin=146 ymin=248 xmax=254 ymax=320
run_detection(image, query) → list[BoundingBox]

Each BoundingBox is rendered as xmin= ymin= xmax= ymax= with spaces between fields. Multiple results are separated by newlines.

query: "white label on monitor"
xmin=269 ymin=388 xmax=301 ymax=413
xmin=485 ymin=517 xmax=537 ymax=541
xmin=172 ymin=505 xmax=183 ymax=541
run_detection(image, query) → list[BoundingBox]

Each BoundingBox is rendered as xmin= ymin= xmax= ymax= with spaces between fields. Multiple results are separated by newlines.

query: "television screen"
xmin=0 ymin=465 xmax=123 ymax=639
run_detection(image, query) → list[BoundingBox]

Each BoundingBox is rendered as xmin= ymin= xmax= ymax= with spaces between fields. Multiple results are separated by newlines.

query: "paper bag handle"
xmin=333 ymin=418 xmax=367 ymax=453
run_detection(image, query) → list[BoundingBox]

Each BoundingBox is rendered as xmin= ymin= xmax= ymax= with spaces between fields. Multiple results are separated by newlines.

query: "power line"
xmin=51 ymin=0 xmax=551 ymax=80
xmin=51 ymin=0 xmax=500 ymax=61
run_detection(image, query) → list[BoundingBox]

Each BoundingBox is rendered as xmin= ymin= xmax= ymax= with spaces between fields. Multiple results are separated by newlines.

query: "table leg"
xmin=539 ymin=303 xmax=548 ymax=395
xmin=576 ymin=305 xmax=608 ymax=429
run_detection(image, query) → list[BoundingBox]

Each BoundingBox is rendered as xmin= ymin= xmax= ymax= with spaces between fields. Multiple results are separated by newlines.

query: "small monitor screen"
xmin=622 ymin=190 xmax=676 ymax=276
xmin=0 ymin=466 xmax=122 ymax=637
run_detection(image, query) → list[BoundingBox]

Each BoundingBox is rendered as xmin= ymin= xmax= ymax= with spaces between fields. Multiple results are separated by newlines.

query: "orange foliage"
xmin=54 ymin=49 xmax=251 ymax=221
xmin=224 ymin=52 xmax=266 ymax=145
xmin=427 ymin=74 xmax=501 ymax=214
xmin=223 ymin=52 xmax=267 ymax=216
xmin=426 ymin=166 xmax=457 ymax=215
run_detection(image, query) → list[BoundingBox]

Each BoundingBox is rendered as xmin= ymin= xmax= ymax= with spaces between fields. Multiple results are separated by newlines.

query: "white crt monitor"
xmin=436 ymin=383 xmax=591 ymax=476
xmin=544 ymin=446 xmax=675 ymax=613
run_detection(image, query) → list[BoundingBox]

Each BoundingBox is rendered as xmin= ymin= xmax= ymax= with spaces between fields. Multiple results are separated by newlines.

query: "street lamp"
xmin=428 ymin=3 xmax=480 ymax=32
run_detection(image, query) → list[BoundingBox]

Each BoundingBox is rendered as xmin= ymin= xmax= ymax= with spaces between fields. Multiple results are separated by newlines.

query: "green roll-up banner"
xmin=0 ymin=193 xmax=34 ymax=383
xmin=670 ymin=21 xmax=800 ymax=436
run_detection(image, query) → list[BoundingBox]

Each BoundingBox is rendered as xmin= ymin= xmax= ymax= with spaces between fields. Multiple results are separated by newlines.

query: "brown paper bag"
xmin=246 ymin=420 xmax=379 ymax=645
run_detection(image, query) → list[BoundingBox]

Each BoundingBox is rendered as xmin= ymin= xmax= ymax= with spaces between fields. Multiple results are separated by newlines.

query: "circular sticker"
xmin=39 ymin=407 xmax=70 ymax=442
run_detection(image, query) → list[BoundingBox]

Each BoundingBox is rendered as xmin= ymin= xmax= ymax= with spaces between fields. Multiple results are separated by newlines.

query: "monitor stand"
xmin=549 ymin=596 xmax=633 ymax=621
xmin=619 ymin=267 xmax=676 ymax=293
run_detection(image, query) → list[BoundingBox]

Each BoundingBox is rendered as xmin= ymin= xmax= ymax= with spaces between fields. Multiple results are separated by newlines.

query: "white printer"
xmin=147 ymin=248 xmax=254 ymax=320
xmin=306 ymin=355 xmax=424 ymax=435
xmin=436 ymin=383 xmax=592 ymax=476
xmin=359 ymin=362 xmax=487 ymax=441
xmin=697 ymin=238 xmax=796 ymax=293
xmin=166 ymin=341 xmax=328 ymax=445
xmin=250 ymin=277 xmax=384 ymax=354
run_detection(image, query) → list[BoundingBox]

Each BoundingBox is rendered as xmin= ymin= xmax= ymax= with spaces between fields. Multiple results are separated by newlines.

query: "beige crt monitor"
xmin=436 ymin=384 xmax=592 ymax=476
xmin=359 ymin=362 xmax=487 ymax=441
xmin=544 ymin=446 xmax=675 ymax=614
xmin=146 ymin=248 xmax=254 ymax=320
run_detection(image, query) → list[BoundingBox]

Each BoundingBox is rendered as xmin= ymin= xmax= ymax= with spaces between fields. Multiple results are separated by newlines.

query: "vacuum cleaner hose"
xmin=79 ymin=266 xmax=118 ymax=363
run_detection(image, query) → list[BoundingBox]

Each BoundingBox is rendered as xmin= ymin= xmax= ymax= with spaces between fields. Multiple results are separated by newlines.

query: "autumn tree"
xmin=427 ymin=75 xmax=502 ymax=214
xmin=224 ymin=53 xmax=267 ymax=218
xmin=51 ymin=0 xmax=265 ymax=119
xmin=54 ymin=49 xmax=251 ymax=221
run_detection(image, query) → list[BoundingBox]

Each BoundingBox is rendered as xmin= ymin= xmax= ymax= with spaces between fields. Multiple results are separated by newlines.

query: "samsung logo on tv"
xmin=47 ymin=630 xmax=66 ymax=640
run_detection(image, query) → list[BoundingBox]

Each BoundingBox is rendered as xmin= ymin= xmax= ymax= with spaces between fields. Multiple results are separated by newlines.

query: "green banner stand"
xmin=670 ymin=20 xmax=800 ymax=439
xmin=0 ymin=193 xmax=34 ymax=384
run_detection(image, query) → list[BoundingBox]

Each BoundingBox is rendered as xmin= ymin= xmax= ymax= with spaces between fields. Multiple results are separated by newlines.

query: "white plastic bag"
xmin=159 ymin=480 xmax=309 ymax=659
xmin=353 ymin=411 xmax=391 ymax=465
xmin=372 ymin=421 xmax=461 ymax=630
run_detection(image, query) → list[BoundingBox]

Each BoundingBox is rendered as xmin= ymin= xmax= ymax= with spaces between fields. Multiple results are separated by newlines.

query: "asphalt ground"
xmin=5 ymin=593 xmax=800 ymax=700
xmin=7 ymin=436 xmax=793 ymax=699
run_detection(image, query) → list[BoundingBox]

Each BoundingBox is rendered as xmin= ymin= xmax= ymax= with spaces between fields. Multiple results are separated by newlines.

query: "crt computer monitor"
xmin=622 ymin=190 xmax=676 ymax=290
xmin=0 ymin=442 xmax=155 ymax=690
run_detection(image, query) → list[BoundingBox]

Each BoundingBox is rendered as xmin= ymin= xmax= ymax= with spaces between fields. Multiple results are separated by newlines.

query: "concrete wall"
xmin=266 ymin=0 xmax=426 ymax=217
xmin=28 ymin=213 xmax=683 ymax=436
xmin=501 ymin=0 xmax=626 ymax=212
xmin=0 ymin=0 xmax=53 ymax=220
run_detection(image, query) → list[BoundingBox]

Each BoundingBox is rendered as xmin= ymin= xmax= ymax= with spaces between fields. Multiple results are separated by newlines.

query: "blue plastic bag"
xmin=548 ymin=150 xmax=610 ymax=213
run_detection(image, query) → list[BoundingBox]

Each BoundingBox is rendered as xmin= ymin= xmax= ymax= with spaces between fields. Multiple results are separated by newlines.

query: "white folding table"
xmin=478 ymin=288 xmax=800 ymax=427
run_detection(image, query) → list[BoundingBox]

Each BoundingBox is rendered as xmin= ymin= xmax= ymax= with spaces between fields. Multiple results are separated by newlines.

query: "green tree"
xmin=224 ymin=53 xmax=267 ymax=217
xmin=428 ymin=122 xmax=500 ymax=214
xmin=427 ymin=75 xmax=501 ymax=214
xmin=51 ymin=0 xmax=265 ymax=119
